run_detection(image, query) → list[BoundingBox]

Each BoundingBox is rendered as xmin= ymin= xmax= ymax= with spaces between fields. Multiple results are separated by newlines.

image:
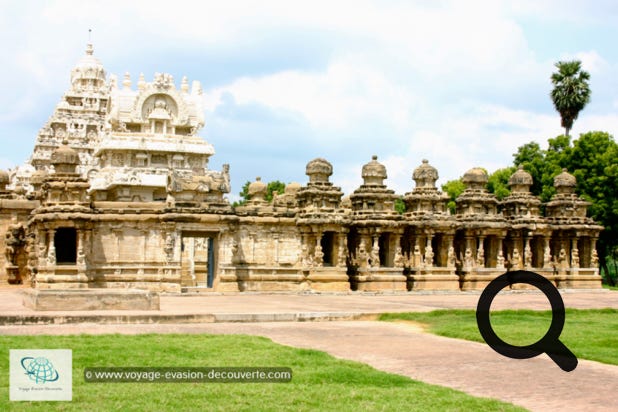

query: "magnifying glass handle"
xmin=546 ymin=340 xmax=578 ymax=372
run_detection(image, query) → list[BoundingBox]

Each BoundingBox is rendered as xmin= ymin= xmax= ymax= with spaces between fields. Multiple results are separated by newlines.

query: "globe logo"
xmin=20 ymin=356 xmax=60 ymax=384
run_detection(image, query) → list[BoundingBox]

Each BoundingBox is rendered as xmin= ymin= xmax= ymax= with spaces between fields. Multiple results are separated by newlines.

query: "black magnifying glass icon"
xmin=476 ymin=270 xmax=578 ymax=372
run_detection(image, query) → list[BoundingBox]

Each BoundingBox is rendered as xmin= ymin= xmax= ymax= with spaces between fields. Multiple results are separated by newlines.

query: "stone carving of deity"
xmin=512 ymin=248 xmax=522 ymax=269
xmin=230 ymin=240 xmax=239 ymax=264
xmin=463 ymin=248 xmax=474 ymax=268
xmin=356 ymin=241 xmax=369 ymax=269
xmin=313 ymin=244 xmax=324 ymax=268
xmin=337 ymin=242 xmax=347 ymax=267
xmin=300 ymin=244 xmax=313 ymax=268
xmin=164 ymin=232 xmax=175 ymax=262
xmin=25 ymin=232 xmax=37 ymax=278
xmin=543 ymin=244 xmax=552 ymax=268
xmin=77 ymin=244 xmax=86 ymax=266
xmin=413 ymin=243 xmax=422 ymax=267
xmin=5 ymin=231 xmax=17 ymax=266
xmin=591 ymin=249 xmax=599 ymax=268
xmin=394 ymin=246 xmax=404 ymax=268
xmin=447 ymin=246 xmax=456 ymax=268
xmin=112 ymin=153 xmax=124 ymax=167
xmin=556 ymin=248 xmax=567 ymax=270
xmin=425 ymin=244 xmax=434 ymax=268
xmin=476 ymin=247 xmax=484 ymax=268
xmin=47 ymin=244 xmax=56 ymax=266
xmin=369 ymin=239 xmax=380 ymax=268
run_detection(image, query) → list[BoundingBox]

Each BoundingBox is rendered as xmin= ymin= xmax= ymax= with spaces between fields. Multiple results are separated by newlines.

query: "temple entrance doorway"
xmin=180 ymin=232 xmax=216 ymax=288
xmin=55 ymin=228 xmax=77 ymax=264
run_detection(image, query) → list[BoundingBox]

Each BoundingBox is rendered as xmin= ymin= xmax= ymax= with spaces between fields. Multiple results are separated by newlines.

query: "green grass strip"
xmin=381 ymin=308 xmax=618 ymax=365
xmin=0 ymin=334 xmax=524 ymax=411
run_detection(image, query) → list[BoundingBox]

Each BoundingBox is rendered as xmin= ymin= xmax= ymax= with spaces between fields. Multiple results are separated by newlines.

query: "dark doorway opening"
xmin=55 ymin=228 xmax=77 ymax=264
xmin=379 ymin=233 xmax=390 ymax=267
xmin=321 ymin=232 xmax=335 ymax=266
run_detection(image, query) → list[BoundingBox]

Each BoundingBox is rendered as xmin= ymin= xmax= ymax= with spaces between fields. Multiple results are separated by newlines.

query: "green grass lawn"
xmin=0 ymin=334 xmax=524 ymax=412
xmin=380 ymin=309 xmax=618 ymax=365
xmin=602 ymin=284 xmax=618 ymax=291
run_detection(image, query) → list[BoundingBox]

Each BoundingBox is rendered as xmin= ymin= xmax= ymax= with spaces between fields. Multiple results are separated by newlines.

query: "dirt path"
xmin=2 ymin=320 xmax=617 ymax=412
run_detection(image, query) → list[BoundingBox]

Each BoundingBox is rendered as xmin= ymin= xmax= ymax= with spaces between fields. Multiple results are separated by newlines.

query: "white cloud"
xmin=1 ymin=0 xmax=618 ymax=196
xmin=557 ymin=50 xmax=610 ymax=75
xmin=576 ymin=114 xmax=618 ymax=136
xmin=207 ymin=59 xmax=415 ymax=131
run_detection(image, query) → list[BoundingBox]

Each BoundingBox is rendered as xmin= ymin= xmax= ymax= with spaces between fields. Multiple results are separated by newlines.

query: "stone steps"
xmin=0 ymin=311 xmax=377 ymax=326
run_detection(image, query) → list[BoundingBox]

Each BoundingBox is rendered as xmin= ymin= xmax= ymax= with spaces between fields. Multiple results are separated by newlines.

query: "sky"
xmin=1 ymin=0 xmax=617 ymax=201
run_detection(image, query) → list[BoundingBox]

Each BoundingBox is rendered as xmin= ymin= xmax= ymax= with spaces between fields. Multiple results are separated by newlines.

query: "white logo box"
xmin=10 ymin=349 xmax=72 ymax=401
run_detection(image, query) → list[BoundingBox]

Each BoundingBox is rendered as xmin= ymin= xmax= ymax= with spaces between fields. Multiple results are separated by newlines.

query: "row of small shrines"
xmin=0 ymin=149 xmax=603 ymax=291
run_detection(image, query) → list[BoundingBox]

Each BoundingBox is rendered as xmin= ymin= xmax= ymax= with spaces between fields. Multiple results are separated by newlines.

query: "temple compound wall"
xmin=0 ymin=44 xmax=603 ymax=293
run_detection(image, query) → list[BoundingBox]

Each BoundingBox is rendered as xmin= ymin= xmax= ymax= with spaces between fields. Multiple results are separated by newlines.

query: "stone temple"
xmin=0 ymin=44 xmax=604 ymax=296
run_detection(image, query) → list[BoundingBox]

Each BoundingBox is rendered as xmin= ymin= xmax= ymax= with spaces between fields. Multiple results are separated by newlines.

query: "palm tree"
xmin=550 ymin=60 xmax=591 ymax=137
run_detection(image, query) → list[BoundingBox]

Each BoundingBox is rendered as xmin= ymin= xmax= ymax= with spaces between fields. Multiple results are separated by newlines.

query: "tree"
xmin=513 ymin=136 xmax=570 ymax=202
xmin=232 ymin=180 xmax=286 ymax=207
xmin=550 ymin=60 xmax=591 ymax=137
xmin=234 ymin=181 xmax=251 ymax=207
xmin=487 ymin=167 xmax=516 ymax=200
xmin=513 ymin=131 xmax=618 ymax=285
xmin=394 ymin=197 xmax=406 ymax=214
xmin=513 ymin=141 xmax=546 ymax=196
xmin=441 ymin=178 xmax=465 ymax=214
xmin=563 ymin=131 xmax=618 ymax=285
xmin=265 ymin=181 xmax=286 ymax=202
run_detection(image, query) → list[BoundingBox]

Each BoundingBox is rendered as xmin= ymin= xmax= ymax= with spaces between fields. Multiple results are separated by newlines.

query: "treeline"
xmin=442 ymin=131 xmax=618 ymax=285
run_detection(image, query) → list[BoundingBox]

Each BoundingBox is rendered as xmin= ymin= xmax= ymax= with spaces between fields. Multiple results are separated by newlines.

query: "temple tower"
xmin=27 ymin=43 xmax=109 ymax=181
xmin=455 ymin=167 xmax=507 ymax=290
xmin=348 ymin=155 xmax=405 ymax=291
xmin=403 ymin=159 xmax=458 ymax=290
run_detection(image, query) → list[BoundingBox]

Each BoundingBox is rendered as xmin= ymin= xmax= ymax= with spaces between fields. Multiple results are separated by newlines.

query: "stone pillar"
xmin=37 ymin=231 xmax=47 ymax=267
xmin=446 ymin=235 xmax=456 ymax=268
xmin=543 ymin=236 xmax=552 ymax=269
xmin=392 ymin=233 xmax=404 ymax=268
xmin=47 ymin=229 xmax=56 ymax=266
xmin=77 ymin=230 xmax=86 ymax=267
xmin=424 ymin=234 xmax=434 ymax=268
xmin=163 ymin=230 xmax=175 ymax=263
xmin=570 ymin=238 xmax=579 ymax=269
xmin=510 ymin=232 xmax=522 ymax=269
xmin=463 ymin=235 xmax=475 ymax=268
xmin=299 ymin=232 xmax=311 ymax=268
xmin=590 ymin=236 xmax=599 ymax=268
xmin=336 ymin=233 xmax=348 ymax=268
xmin=524 ymin=235 xmax=532 ymax=269
xmin=477 ymin=235 xmax=485 ymax=268
xmin=496 ymin=236 xmax=505 ymax=269
xmin=557 ymin=242 xmax=568 ymax=272
xmin=356 ymin=235 xmax=369 ymax=269
xmin=314 ymin=232 xmax=324 ymax=268
xmin=370 ymin=235 xmax=380 ymax=268
xmin=413 ymin=236 xmax=422 ymax=267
